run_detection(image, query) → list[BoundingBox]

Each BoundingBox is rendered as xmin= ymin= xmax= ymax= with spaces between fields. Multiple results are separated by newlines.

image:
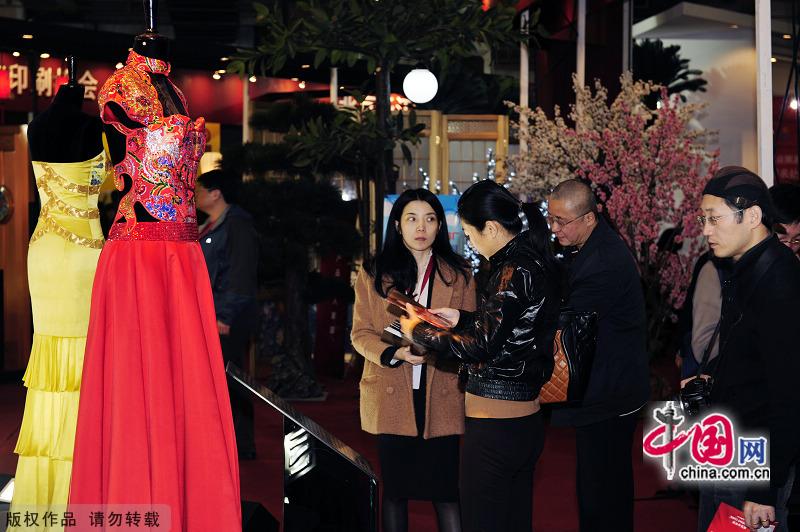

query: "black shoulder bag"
xmin=540 ymin=254 xmax=598 ymax=404
xmin=679 ymin=242 xmax=781 ymax=416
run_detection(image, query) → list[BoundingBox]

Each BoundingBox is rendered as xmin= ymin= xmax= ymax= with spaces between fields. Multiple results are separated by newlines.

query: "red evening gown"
xmin=67 ymin=50 xmax=241 ymax=531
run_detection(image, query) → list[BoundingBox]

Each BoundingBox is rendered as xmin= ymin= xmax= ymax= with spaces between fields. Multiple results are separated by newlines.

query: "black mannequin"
xmin=104 ymin=0 xmax=188 ymax=223
xmin=27 ymin=57 xmax=103 ymax=163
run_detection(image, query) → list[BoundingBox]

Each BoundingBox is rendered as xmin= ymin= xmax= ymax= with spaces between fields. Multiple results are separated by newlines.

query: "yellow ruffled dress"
xmin=10 ymin=152 xmax=108 ymax=529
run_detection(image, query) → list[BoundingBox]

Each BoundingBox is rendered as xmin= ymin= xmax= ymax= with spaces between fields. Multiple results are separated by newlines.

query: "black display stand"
xmin=0 ymin=473 xmax=13 ymax=532
xmin=226 ymin=363 xmax=379 ymax=532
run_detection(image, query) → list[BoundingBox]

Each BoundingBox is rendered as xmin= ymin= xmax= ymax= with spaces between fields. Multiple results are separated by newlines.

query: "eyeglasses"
xmin=546 ymin=212 xmax=589 ymax=228
xmin=696 ymin=209 xmax=744 ymax=228
xmin=779 ymin=236 xmax=800 ymax=247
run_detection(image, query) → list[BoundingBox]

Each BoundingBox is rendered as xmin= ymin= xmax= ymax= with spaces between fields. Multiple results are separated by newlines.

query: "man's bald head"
xmin=549 ymin=179 xmax=598 ymax=217
xmin=547 ymin=179 xmax=599 ymax=248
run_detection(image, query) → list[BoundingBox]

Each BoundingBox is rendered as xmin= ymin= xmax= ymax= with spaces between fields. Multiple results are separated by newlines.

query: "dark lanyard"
xmin=415 ymin=256 xmax=435 ymax=303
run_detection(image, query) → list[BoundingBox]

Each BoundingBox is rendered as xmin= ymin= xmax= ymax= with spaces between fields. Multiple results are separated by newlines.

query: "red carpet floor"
xmin=0 ymin=376 xmax=697 ymax=531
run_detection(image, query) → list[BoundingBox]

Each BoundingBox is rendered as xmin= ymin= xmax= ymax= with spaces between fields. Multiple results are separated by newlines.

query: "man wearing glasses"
xmin=770 ymin=183 xmax=800 ymax=258
xmin=693 ymin=167 xmax=800 ymax=531
xmin=546 ymin=179 xmax=649 ymax=532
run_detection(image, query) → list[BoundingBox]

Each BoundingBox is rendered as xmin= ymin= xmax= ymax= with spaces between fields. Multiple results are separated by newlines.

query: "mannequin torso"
xmin=104 ymin=33 xmax=187 ymax=223
xmin=28 ymin=84 xmax=104 ymax=163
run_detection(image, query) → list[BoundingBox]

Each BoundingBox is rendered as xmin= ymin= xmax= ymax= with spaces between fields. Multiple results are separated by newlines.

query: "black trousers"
xmin=574 ymin=413 xmax=638 ymax=532
xmin=220 ymin=312 xmax=256 ymax=455
xmin=460 ymin=413 xmax=545 ymax=532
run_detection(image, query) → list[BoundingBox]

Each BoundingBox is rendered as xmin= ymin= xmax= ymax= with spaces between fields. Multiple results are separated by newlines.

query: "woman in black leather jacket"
xmin=401 ymin=180 xmax=561 ymax=532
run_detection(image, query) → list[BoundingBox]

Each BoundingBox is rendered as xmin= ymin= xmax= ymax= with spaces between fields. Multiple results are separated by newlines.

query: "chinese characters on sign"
xmin=77 ymin=70 xmax=99 ymax=100
xmin=0 ymin=62 xmax=100 ymax=100
xmin=775 ymin=153 xmax=799 ymax=183
xmin=9 ymin=64 xmax=28 ymax=96
xmin=4 ymin=506 xmax=169 ymax=530
xmin=35 ymin=66 xmax=72 ymax=98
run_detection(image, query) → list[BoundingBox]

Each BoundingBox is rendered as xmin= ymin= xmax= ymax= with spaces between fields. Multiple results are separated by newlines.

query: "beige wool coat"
xmin=351 ymin=260 xmax=476 ymax=439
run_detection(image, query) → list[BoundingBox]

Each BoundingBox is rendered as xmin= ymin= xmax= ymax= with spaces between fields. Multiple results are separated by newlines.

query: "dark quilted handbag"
xmin=539 ymin=309 xmax=597 ymax=404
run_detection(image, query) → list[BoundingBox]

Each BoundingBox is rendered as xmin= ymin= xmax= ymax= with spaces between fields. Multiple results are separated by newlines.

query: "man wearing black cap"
xmin=694 ymin=166 xmax=800 ymax=530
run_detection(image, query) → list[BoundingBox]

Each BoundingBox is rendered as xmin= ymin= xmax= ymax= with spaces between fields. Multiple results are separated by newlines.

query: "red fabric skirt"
xmin=68 ymin=238 xmax=241 ymax=531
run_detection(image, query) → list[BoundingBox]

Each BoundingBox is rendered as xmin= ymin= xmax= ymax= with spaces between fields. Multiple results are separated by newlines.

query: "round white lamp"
xmin=402 ymin=68 xmax=438 ymax=104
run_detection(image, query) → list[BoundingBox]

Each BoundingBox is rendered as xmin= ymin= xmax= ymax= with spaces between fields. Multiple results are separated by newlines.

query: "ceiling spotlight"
xmin=301 ymin=64 xmax=310 ymax=69
xmin=217 ymin=69 xmax=226 ymax=74
xmin=22 ymin=34 xmax=33 ymax=40
xmin=12 ymin=51 xmax=20 ymax=57
xmin=115 ymin=62 xmax=124 ymax=69
xmin=39 ymin=52 xmax=50 ymax=59
xmin=290 ymin=77 xmax=299 ymax=81
xmin=249 ymin=75 xmax=256 ymax=83
xmin=212 ymin=72 xmax=221 ymax=80
xmin=784 ymin=34 xmax=792 ymax=40
xmin=339 ymin=86 xmax=344 ymax=89
xmin=221 ymin=57 xmax=229 ymax=61
xmin=771 ymin=57 xmax=778 ymax=63
xmin=298 ymin=81 xmax=306 ymax=89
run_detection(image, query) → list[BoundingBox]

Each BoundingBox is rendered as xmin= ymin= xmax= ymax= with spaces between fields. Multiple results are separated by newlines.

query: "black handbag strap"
xmin=695 ymin=319 xmax=721 ymax=377
xmin=737 ymin=240 xmax=782 ymax=305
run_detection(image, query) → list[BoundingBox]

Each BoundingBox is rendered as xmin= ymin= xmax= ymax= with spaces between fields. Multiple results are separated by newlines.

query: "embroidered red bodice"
xmin=98 ymin=50 xmax=206 ymax=230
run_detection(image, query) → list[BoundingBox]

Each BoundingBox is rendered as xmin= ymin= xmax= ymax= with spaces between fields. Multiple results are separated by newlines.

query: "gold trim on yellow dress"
xmin=10 ymin=151 xmax=109 ymax=530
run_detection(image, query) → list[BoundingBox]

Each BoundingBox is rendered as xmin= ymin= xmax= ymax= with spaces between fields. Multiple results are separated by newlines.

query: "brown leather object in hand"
xmin=540 ymin=330 xmax=570 ymax=403
xmin=539 ymin=309 xmax=597 ymax=405
xmin=386 ymin=288 xmax=453 ymax=329
xmin=380 ymin=322 xmax=426 ymax=357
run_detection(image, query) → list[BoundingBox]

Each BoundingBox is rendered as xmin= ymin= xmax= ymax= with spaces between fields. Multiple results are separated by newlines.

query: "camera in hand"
xmin=679 ymin=376 xmax=713 ymax=417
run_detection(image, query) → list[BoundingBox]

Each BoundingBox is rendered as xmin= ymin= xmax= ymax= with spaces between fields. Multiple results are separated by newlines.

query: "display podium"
xmin=226 ymin=363 xmax=379 ymax=532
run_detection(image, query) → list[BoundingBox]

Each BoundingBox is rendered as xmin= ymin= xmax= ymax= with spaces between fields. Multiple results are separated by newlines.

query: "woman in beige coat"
xmin=352 ymin=189 xmax=475 ymax=532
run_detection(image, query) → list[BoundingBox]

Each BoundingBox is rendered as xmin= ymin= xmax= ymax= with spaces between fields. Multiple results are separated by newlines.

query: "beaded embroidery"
xmin=30 ymin=217 xmax=104 ymax=249
xmin=30 ymin=160 xmax=104 ymax=249
xmin=36 ymin=167 xmax=100 ymax=220
xmin=99 ymin=50 xmax=206 ymax=235
xmin=109 ymin=222 xmax=198 ymax=242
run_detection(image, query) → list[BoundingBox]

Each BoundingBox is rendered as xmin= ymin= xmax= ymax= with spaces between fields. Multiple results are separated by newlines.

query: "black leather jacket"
xmin=412 ymin=232 xmax=561 ymax=401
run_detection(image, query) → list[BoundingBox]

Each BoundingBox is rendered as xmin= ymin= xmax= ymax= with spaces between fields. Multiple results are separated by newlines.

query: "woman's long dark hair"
xmin=367 ymin=188 xmax=470 ymax=297
xmin=457 ymin=180 xmax=560 ymax=277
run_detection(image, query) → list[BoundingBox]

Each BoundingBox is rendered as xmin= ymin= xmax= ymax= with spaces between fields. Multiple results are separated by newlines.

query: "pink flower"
xmin=509 ymin=73 xmax=718 ymax=322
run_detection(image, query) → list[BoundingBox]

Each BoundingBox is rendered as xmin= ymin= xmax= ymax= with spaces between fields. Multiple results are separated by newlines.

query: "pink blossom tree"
xmin=509 ymin=73 xmax=719 ymax=356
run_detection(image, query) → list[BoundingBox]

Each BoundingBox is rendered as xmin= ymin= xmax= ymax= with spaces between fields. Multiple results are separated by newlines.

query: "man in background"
xmin=197 ymin=169 xmax=259 ymax=460
xmin=770 ymin=183 xmax=800 ymax=257
xmin=694 ymin=167 xmax=800 ymax=529
xmin=547 ymin=179 xmax=649 ymax=532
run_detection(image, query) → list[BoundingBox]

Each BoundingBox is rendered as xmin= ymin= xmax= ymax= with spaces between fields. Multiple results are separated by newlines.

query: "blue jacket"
xmin=199 ymin=204 xmax=258 ymax=325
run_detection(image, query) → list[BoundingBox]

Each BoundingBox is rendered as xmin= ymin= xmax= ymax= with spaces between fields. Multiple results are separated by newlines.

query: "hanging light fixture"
xmin=402 ymin=68 xmax=437 ymax=104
